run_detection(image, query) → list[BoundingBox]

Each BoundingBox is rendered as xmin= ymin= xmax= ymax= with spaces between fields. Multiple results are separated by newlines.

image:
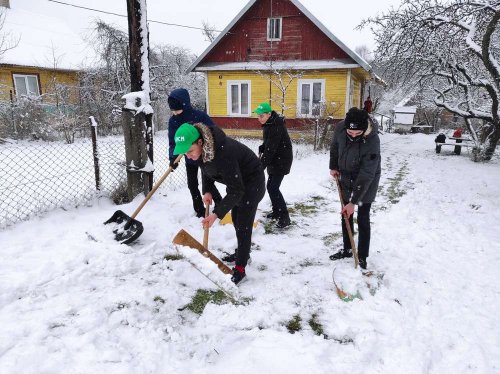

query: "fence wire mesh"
xmin=1 ymin=126 xmax=321 ymax=229
xmin=0 ymin=130 xmax=186 ymax=229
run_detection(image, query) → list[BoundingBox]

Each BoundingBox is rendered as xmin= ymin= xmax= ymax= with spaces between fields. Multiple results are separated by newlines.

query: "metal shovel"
xmin=104 ymin=154 xmax=182 ymax=244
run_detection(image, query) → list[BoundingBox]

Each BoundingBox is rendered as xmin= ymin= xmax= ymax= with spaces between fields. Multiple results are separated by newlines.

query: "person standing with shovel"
xmin=173 ymin=122 xmax=265 ymax=285
xmin=329 ymin=107 xmax=381 ymax=270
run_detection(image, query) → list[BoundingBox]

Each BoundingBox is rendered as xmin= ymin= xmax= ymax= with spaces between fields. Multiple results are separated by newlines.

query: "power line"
xmin=47 ymin=0 xmax=222 ymax=33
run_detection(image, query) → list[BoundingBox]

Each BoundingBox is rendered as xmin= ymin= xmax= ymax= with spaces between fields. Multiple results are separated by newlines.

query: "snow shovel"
xmin=104 ymin=154 xmax=183 ymax=244
xmin=172 ymin=204 xmax=232 ymax=275
xmin=334 ymin=175 xmax=359 ymax=268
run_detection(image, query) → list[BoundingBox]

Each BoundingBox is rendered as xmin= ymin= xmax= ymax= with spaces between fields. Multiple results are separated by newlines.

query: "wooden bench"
xmin=435 ymin=136 xmax=474 ymax=155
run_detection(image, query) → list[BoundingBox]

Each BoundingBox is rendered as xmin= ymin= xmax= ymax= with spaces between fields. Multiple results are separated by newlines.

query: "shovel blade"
xmin=104 ymin=210 xmax=144 ymax=244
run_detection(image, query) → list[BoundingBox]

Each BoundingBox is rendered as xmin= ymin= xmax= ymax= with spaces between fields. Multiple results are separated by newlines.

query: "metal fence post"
xmin=89 ymin=116 xmax=101 ymax=191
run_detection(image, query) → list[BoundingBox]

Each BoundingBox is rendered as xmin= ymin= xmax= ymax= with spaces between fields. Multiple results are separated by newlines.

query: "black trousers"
xmin=267 ymin=173 xmax=289 ymax=217
xmin=341 ymin=202 xmax=372 ymax=259
xmin=232 ymin=173 xmax=265 ymax=267
xmin=186 ymin=163 xmax=221 ymax=215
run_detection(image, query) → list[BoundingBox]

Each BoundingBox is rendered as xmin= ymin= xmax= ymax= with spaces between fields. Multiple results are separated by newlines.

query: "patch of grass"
xmin=153 ymin=296 xmax=165 ymax=304
xmin=164 ymin=254 xmax=184 ymax=261
xmin=263 ymin=220 xmax=276 ymax=234
xmin=185 ymin=289 xmax=230 ymax=315
xmin=298 ymin=259 xmax=320 ymax=268
xmin=286 ymin=314 xmax=302 ymax=334
xmin=289 ymin=195 xmax=327 ymax=217
xmin=322 ymin=232 xmax=342 ymax=247
xmin=110 ymin=179 xmax=130 ymax=205
xmin=258 ymin=265 xmax=268 ymax=271
xmin=386 ymin=162 xmax=409 ymax=204
xmin=308 ymin=314 xmax=324 ymax=336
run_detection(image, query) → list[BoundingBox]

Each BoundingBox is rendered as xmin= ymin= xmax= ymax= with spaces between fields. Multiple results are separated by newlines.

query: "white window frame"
xmin=267 ymin=17 xmax=282 ymax=41
xmin=296 ymin=79 xmax=325 ymax=118
xmin=227 ymin=80 xmax=251 ymax=117
xmin=13 ymin=73 xmax=41 ymax=97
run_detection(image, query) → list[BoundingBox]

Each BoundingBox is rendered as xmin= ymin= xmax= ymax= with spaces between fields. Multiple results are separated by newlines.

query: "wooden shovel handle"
xmin=334 ymin=175 xmax=359 ymax=268
xmin=130 ymin=154 xmax=183 ymax=219
xmin=203 ymin=204 xmax=210 ymax=249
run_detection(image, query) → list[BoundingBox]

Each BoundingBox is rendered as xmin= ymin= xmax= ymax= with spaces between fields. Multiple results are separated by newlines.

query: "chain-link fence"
xmin=0 ymin=130 xmax=186 ymax=229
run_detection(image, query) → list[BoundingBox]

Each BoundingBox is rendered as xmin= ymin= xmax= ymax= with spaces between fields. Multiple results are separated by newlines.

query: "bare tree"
xmin=0 ymin=8 xmax=19 ymax=61
xmin=254 ymin=68 xmax=304 ymax=114
xmin=201 ymin=20 xmax=218 ymax=43
xmin=361 ymin=0 xmax=500 ymax=161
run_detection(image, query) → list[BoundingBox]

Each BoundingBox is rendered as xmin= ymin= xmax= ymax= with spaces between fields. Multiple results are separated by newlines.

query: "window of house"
xmin=267 ymin=17 xmax=282 ymax=41
xmin=227 ymin=80 xmax=251 ymax=116
xmin=297 ymin=79 xmax=325 ymax=117
xmin=13 ymin=74 xmax=40 ymax=97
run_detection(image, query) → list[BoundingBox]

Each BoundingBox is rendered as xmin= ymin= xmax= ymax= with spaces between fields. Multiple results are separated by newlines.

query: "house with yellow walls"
xmin=0 ymin=0 xmax=86 ymax=106
xmin=187 ymin=0 xmax=377 ymax=129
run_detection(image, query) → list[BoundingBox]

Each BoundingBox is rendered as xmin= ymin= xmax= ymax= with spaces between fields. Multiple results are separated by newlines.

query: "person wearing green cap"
xmin=173 ymin=122 xmax=265 ymax=285
xmin=254 ymin=102 xmax=293 ymax=228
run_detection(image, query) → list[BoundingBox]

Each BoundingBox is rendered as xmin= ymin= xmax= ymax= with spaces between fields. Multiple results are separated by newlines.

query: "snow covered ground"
xmin=1 ymin=133 xmax=499 ymax=374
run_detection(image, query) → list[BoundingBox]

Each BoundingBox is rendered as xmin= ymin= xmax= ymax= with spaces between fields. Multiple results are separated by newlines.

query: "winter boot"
xmin=276 ymin=213 xmax=291 ymax=229
xmin=231 ymin=265 xmax=246 ymax=285
xmin=358 ymin=257 xmax=367 ymax=270
xmin=266 ymin=211 xmax=279 ymax=220
xmin=329 ymin=249 xmax=353 ymax=261
xmin=222 ymin=251 xmax=252 ymax=264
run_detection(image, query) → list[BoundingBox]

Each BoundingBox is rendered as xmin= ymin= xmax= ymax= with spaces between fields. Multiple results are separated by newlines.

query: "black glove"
xmin=169 ymin=159 xmax=178 ymax=170
xmin=258 ymin=144 xmax=264 ymax=154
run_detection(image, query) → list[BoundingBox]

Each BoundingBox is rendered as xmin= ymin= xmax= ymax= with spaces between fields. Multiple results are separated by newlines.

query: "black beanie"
xmin=345 ymin=107 xmax=369 ymax=131
xmin=168 ymin=96 xmax=183 ymax=111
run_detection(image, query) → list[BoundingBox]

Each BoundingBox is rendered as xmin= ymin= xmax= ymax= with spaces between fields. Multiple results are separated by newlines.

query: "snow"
xmin=1 ymin=134 xmax=500 ymax=373
xmin=2 ymin=6 xmax=97 ymax=70
xmin=121 ymin=91 xmax=154 ymax=115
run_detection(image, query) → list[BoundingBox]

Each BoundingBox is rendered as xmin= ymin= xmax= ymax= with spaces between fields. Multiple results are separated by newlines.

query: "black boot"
xmin=329 ymin=249 xmax=353 ymax=261
xmin=222 ymin=250 xmax=252 ymax=264
xmin=276 ymin=212 xmax=291 ymax=228
xmin=358 ymin=257 xmax=367 ymax=270
xmin=231 ymin=265 xmax=246 ymax=285
xmin=266 ymin=211 xmax=279 ymax=220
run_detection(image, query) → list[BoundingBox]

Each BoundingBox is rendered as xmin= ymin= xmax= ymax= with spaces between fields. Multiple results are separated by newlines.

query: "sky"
xmin=7 ymin=0 xmax=403 ymax=58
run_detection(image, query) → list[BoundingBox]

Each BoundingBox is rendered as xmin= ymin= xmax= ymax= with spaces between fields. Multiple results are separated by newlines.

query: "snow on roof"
xmin=1 ymin=6 xmax=96 ymax=70
xmin=193 ymin=59 xmax=361 ymax=71
xmin=393 ymin=106 xmax=417 ymax=114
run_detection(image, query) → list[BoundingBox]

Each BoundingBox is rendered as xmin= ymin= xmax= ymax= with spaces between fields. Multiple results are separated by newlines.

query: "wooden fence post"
xmin=89 ymin=116 xmax=100 ymax=191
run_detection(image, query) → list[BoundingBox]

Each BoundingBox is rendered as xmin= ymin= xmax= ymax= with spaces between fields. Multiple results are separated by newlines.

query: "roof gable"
xmin=187 ymin=0 xmax=371 ymax=73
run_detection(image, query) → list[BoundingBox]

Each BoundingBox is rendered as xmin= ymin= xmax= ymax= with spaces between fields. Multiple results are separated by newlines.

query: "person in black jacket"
xmin=173 ymin=122 xmax=265 ymax=285
xmin=254 ymin=102 xmax=293 ymax=228
xmin=167 ymin=88 xmax=221 ymax=217
xmin=329 ymin=108 xmax=381 ymax=270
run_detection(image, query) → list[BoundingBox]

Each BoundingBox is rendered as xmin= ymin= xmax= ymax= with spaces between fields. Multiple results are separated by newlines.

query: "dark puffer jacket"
xmin=195 ymin=123 xmax=264 ymax=219
xmin=329 ymin=118 xmax=381 ymax=204
xmin=167 ymin=88 xmax=215 ymax=165
xmin=259 ymin=111 xmax=293 ymax=175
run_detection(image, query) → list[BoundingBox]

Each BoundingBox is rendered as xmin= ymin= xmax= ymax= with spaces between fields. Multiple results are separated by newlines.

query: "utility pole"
xmin=122 ymin=0 xmax=154 ymax=200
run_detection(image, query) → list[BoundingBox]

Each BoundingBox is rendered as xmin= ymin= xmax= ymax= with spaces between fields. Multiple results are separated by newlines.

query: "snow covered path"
xmin=1 ymin=134 xmax=499 ymax=373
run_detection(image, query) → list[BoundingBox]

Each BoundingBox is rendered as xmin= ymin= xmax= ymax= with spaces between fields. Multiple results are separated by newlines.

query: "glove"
xmin=169 ymin=159 xmax=178 ymax=170
xmin=258 ymin=144 xmax=264 ymax=154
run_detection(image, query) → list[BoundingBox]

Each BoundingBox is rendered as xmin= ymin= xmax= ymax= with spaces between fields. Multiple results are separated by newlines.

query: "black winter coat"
xmin=329 ymin=118 xmax=381 ymax=204
xmin=259 ymin=111 xmax=293 ymax=175
xmin=195 ymin=124 xmax=264 ymax=219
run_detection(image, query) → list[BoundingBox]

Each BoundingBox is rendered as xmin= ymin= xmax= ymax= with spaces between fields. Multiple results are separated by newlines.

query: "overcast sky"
xmin=12 ymin=0 xmax=403 ymax=57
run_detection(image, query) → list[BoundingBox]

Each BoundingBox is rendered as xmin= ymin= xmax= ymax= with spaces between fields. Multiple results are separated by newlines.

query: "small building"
xmin=187 ymin=0 xmax=380 ymax=129
xmin=391 ymin=106 xmax=417 ymax=132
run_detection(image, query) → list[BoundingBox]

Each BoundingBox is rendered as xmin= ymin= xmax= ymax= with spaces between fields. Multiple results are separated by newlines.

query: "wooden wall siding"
xmin=207 ymin=69 xmax=352 ymax=120
xmin=203 ymin=0 xmax=350 ymax=63
xmin=0 ymin=66 xmax=79 ymax=103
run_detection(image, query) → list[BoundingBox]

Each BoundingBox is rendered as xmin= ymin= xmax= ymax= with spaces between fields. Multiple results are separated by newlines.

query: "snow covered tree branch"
xmin=361 ymin=0 xmax=500 ymax=160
